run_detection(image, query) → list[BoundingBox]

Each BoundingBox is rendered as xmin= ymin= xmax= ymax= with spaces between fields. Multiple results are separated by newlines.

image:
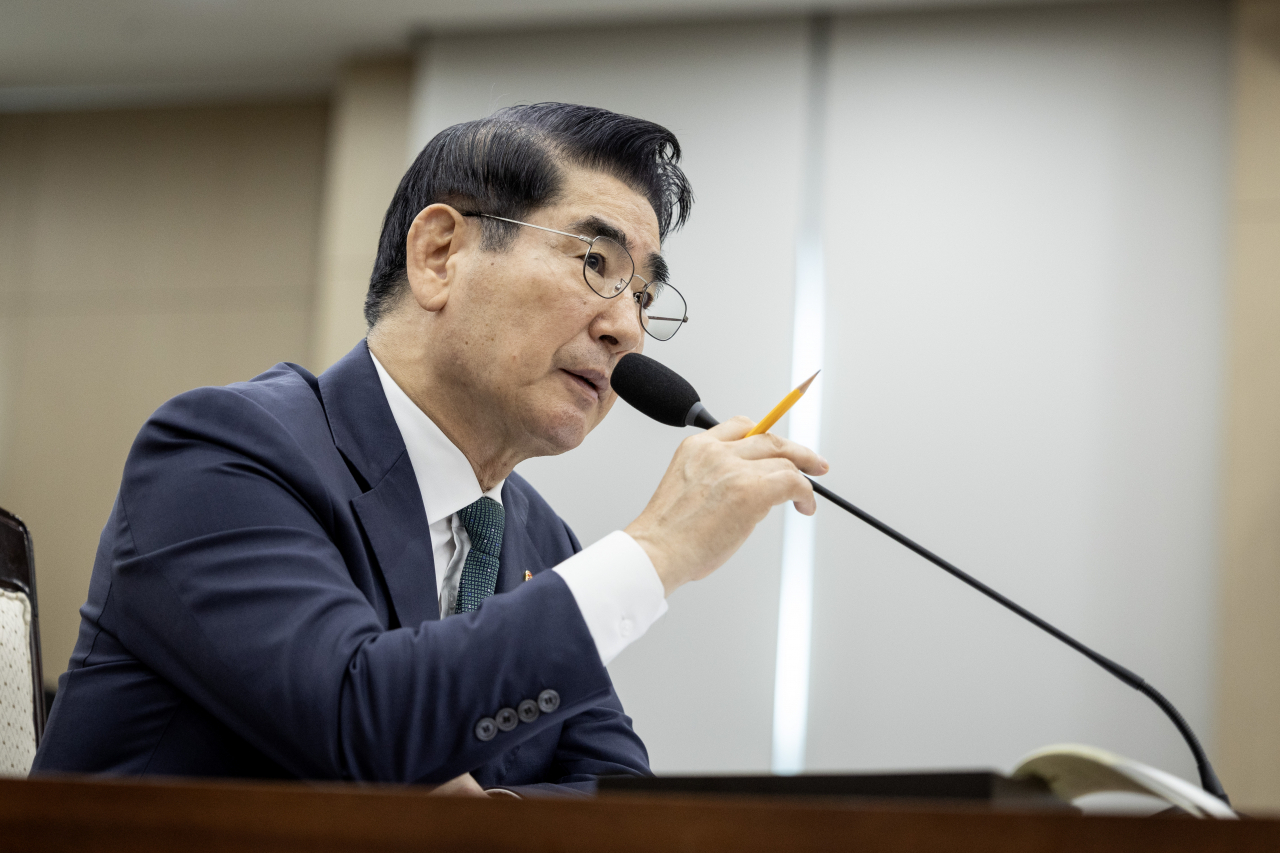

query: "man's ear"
xmin=405 ymin=204 xmax=470 ymax=313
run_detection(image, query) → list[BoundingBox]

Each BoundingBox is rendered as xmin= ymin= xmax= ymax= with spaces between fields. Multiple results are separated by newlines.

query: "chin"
xmin=531 ymin=405 xmax=594 ymax=456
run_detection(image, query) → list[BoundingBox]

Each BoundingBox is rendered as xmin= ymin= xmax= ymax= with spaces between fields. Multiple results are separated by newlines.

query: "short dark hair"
xmin=364 ymin=103 xmax=694 ymax=327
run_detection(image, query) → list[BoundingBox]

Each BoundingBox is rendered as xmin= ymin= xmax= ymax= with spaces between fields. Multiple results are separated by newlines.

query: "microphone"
xmin=610 ymin=352 xmax=1230 ymax=805
xmin=610 ymin=353 xmax=718 ymax=429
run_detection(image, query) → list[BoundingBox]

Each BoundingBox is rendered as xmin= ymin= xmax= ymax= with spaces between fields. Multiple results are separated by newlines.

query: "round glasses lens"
xmin=582 ymin=236 xmax=633 ymax=298
xmin=637 ymin=281 xmax=687 ymax=341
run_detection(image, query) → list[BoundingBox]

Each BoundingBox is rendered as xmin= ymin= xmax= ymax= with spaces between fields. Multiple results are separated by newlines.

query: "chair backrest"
xmin=0 ymin=508 xmax=45 ymax=776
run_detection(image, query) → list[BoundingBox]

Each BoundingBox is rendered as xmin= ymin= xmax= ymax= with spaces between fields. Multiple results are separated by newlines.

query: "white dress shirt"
xmin=369 ymin=353 xmax=667 ymax=665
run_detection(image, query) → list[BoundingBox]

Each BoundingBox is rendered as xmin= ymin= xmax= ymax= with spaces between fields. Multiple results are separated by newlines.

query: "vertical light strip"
xmin=772 ymin=15 xmax=832 ymax=776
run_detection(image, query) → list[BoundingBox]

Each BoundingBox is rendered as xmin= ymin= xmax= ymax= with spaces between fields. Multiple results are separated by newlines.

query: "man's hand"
xmin=625 ymin=417 xmax=828 ymax=596
xmin=428 ymin=772 xmax=490 ymax=797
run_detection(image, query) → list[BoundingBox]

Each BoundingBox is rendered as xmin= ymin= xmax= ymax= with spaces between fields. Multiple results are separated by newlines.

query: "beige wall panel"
xmin=0 ymin=316 xmax=25 ymax=501
xmin=312 ymin=59 xmax=412 ymax=370
xmin=1234 ymin=0 xmax=1280 ymax=204
xmin=1220 ymin=219 xmax=1280 ymax=811
xmin=0 ymin=103 xmax=327 ymax=686
xmin=1219 ymin=0 xmax=1280 ymax=813
xmin=0 ymin=116 xmax=39 ymax=304
xmin=0 ymin=119 xmax=38 ymax=489
xmin=19 ymin=106 xmax=326 ymax=306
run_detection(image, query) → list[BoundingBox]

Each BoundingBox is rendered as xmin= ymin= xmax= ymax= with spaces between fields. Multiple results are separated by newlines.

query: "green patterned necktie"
xmin=453 ymin=496 xmax=505 ymax=614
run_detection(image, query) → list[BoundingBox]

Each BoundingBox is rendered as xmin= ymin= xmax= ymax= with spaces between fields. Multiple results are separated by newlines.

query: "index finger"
xmin=734 ymin=432 xmax=829 ymax=477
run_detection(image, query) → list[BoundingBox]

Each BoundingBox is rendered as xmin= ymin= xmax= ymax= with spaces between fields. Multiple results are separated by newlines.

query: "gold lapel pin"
xmin=524 ymin=570 xmax=532 ymax=582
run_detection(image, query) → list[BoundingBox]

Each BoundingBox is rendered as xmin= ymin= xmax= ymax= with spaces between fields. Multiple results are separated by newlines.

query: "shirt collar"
xmin=369 ymin=351 xmax=504 ymax=525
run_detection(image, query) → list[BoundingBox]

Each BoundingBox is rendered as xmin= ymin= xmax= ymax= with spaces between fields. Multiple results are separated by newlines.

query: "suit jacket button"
xmin=475 ymin=717 xmax=498 ymax=741
xmin=495 ymin=707 xmax=519 ymax=732
xmin=517 ymin=699 xmax=540 ymax=723
xmin=537 ymin=689 xmax=560 ymax=714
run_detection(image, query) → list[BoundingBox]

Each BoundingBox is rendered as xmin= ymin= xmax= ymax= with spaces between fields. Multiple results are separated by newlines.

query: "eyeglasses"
xmin=465 ymin=213 xmax=689 ymax=342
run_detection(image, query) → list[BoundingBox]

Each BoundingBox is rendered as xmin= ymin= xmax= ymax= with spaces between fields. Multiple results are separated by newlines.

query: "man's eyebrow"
xmin=568 ymin=215 xmax=667 ymax=282
xmin=645 ymin=253 xmax=670 ymax=284
xmin=568 ymin=216 xmax=629 ymax=249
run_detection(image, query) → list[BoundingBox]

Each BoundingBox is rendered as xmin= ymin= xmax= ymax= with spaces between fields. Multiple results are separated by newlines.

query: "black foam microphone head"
xmin=610 ymin=353 xmax=701 ymax=427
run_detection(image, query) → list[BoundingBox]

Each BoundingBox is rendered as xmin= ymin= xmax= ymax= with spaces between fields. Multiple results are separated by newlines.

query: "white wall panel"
xmin=806 ymin=1 xmax=1229 ymax=783
xmin=411 ymin=0 xmax=1231 ymax=782
xmin=412 ymin=20 xmax=810 ymax=772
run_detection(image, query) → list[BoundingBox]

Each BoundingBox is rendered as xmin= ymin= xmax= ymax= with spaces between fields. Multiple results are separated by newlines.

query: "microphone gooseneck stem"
xmin=678 ymin=401 xmax=1226 ymax=802
xmin=805 ymin=476 xmax=1230 ymax=805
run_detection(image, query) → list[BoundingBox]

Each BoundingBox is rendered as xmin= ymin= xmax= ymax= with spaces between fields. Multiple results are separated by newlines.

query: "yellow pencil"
xmin=745 ymin=370 xmax=820 ymax=437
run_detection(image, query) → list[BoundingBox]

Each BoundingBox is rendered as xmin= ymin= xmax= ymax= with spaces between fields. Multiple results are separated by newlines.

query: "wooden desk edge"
xmin=2 ymin=774 xmax=1277 ymax=852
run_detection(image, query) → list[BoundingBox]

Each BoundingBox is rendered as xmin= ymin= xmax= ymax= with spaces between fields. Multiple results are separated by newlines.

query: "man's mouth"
xmin=561 ymin=368 xmax=608 ymax=401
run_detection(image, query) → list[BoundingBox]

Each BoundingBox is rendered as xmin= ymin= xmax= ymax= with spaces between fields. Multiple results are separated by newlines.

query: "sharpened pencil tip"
xmin=796 ymin=370 xmax=820 ymax=394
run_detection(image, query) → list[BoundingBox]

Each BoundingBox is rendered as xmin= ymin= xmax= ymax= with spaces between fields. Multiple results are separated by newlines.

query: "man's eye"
xmin=634 ymin=290 xmax=654 ymax=310
xmin=584 ymin=252 xmax=605 ymax=274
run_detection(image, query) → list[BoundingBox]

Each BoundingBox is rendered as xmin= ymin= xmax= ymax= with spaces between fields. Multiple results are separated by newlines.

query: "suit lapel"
xmin=317 ymin=341 xmax=404 ymax=488
xmin=351 ymin=453 xmax=438 ymax=627
xmin=320 ymin=341 xmax=439 ymax=627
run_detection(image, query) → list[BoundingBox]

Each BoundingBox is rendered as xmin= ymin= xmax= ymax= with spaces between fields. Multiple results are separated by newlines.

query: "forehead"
xmin=535 ymin=166 xmax=664 ymax=268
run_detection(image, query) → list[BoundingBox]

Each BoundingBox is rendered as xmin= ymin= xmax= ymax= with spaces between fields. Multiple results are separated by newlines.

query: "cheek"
xmin=499 ymin=326 xmax=562 ymax=373
xmin=472 ymin=263 xmax=600 ymax=377
xmin=518 ymin=298 xmax=599 ymax=361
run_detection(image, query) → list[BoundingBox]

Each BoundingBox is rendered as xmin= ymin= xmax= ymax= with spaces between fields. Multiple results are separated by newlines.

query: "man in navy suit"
xmin=32 ymin=103 xmax=826 ymax=794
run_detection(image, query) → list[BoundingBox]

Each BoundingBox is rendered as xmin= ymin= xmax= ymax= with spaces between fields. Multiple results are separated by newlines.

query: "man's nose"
xmin=592 ymin=289 xmax=644 ymax=352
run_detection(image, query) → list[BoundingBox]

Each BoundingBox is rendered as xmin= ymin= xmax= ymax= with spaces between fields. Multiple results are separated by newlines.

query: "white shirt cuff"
xmin=554 ymin=530 xmax=668 ymax=666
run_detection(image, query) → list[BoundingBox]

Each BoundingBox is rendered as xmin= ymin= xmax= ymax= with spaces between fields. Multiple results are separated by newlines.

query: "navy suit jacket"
xmin=32 ymin=341 xmax=650 ymax=792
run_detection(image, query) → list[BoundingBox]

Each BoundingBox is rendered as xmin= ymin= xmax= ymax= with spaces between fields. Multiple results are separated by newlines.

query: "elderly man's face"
xmin=439 ymin=166 xmax=664 ymax=458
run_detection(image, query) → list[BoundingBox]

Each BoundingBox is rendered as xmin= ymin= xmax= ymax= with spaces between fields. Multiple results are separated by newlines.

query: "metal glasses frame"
xmin=464 ymin=212 xmax=688 ymax=341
